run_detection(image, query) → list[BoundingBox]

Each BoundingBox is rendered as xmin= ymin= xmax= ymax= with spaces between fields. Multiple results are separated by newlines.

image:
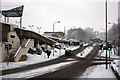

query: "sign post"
xmin=109 ymin=51 xmax=110 ymax=67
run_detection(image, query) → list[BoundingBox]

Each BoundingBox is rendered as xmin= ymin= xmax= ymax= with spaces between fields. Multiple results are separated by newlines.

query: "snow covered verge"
xmin=79 ymin=65 xmax=117 ymax=78
xmin=76 ymin=46 xmax=93 ymax=58
xmin=0 ymin=46 xmax=79 ymax=71
xmin=111 ymin=60 xmax=120 ymax=78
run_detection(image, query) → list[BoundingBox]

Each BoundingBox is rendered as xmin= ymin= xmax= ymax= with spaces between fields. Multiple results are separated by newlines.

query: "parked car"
xmin=28 ymin=47 xmax=36 ymax=54
xmin=41 ymin=44 xmax=48 ymax=51
xmin=54 ymin=43 xmax=62 ymax=49
xmin=99 ymin=44 xmax=103 ymax=50
xmin=65 ymin=49 xmax=72 ymax=56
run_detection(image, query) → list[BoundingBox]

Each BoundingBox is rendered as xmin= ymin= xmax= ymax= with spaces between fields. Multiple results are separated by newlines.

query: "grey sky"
xmin=1 ymin=0 xmax=119 ymax=34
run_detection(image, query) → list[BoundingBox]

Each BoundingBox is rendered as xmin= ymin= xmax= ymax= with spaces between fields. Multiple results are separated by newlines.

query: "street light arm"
xmin=53 ymin=21 xmax=61 ymax=32
xmin=54 ymin=21 xmax=60 ymax=24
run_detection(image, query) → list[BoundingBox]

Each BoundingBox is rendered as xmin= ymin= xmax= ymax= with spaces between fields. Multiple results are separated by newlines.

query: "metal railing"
xmin=14 ymin=39 xmax=31 ymax=58
xmin=14 ymin=47 xmax=21 ymax=58
xmin=24 ymin=39 xmax=30 ymax=48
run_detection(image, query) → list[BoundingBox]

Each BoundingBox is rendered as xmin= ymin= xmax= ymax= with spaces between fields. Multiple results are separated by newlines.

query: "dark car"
xmin=99 ymin=44 xmax=103 ymax=50
xmin=65 ymin=50 xmax=72 ymax=56
xmin=103 ymin=45 xmax=107 ymax=50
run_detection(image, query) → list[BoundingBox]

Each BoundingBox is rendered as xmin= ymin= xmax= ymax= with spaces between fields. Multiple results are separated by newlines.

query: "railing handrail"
xmin=14 ymin=39 xmax=31 ymax=58
xmin=14 ymin=46 xmax=21 ymax=58
xmin=24 ymin=39 xmax=31 ymax=48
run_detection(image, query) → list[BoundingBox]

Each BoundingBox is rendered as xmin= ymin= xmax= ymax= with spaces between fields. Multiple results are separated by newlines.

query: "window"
xmin=10 ymin=34 xmax=15 ymax=38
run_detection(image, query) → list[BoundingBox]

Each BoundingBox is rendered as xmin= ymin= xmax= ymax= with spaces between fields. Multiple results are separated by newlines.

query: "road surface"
xmin=27 ymin=44 xmax=99 ymax=79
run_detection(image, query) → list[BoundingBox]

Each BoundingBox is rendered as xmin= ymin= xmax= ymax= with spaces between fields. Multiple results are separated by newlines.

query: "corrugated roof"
xmin=2 ymin=5 xmax=24 ymax=17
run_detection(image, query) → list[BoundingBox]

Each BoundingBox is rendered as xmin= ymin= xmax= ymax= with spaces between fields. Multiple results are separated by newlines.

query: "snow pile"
xmin=83 ymin=43 xmax=89 ymax=46
xmin=92 ymin=43 xmax=97 ymax=46
xmin=66 ymin=46 xmax=80 ymax=51
xmin=76 ymin=46 xmax=93 ymax=58
xmin=111 ymin=60 xmax=120 ymax=76
xmin=79 ymin=65 xmax=116 ymax=78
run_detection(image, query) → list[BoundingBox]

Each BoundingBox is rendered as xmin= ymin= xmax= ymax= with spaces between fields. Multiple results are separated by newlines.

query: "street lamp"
xmin=105 ymin=0 xmax=108 ymax=69
xmin=53 ymin=21 xmax=60 ymax=32
xmin=37 ymin=27 xmax=41 ymax=34
xmin=29 ymin=25 xmax=33 ymax=31
xmin=15 ymin=21 xmax=20 ymax=28
xmin=23 ymin=27 xmax=26 ymax=29
xmin=108 ymin=22 xmax=115 ymax=25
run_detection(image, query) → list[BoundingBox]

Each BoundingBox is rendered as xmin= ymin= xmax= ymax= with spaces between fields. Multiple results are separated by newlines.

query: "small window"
xmin=10 ymin=34 xmax=15 ymax=38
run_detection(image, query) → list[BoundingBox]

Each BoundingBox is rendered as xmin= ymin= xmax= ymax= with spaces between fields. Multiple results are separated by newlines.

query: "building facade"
xmin=85 ymin=27 xmax=93 ymax=34
xmin=44 ymin=32 xmax=65 ymax=38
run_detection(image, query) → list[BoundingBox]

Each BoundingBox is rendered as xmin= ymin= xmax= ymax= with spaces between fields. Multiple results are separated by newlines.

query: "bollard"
xmin=81 ymin=53 xmax=83 ymax=56
xmin=88 ymin=46 xmax=90 ymax=49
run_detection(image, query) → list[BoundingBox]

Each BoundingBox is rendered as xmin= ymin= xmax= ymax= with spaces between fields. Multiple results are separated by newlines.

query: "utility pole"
xmin=20 ymin=17 xmax=22 ymax=45
xmin=64 ymin=26 xmax=66 ymax=39
xmin=53 ymin=21 xmax=60 ymax=32
xmin=105 ymin=0 xmax=108 ymax=69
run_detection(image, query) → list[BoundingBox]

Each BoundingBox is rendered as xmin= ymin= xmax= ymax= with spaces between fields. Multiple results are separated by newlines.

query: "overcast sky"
xmin=1 ymin=0 xmax=119 ymax=34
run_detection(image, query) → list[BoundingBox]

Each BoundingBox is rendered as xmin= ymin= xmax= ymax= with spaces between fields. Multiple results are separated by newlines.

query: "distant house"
xmin=85 ymin=27 xmax=93 ymax=34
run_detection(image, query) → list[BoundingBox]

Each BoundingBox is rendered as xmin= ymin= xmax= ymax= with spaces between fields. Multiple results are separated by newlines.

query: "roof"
xmin=2 ymin=5 xmax=24 ymax=17
xmin=44 ymin=32 xmax=64 ymax=34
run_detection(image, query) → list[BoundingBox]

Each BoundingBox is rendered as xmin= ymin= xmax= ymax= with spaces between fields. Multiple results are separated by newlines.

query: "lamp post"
xmin=52 ymin=21 xmax=60 ymax=56
xmin=37 ymin=27 xmax=41 ymax=34
xmin=53 ymin=21 xmax=60 ymax=32
xmin=20 ymin=17 xmax=22 ymax=45
xmin=29 ymin=25 xmax=33 ymax=31
xmin=105 ymin=0 xmax=108 ymax=69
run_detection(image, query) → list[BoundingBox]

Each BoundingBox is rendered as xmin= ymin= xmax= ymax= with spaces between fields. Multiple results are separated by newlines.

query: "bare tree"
xmin=67 ymin=27 xmax=93 ymax=42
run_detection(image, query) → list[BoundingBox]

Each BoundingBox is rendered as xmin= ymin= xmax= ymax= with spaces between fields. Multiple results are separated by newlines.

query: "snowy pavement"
xmin=79 ymin=65 xmax=117 ymax=78
xmin=111 ymin=60 xmax=120 ymax=76
xmin=77 ymin=44 xmax=119 ymax=79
